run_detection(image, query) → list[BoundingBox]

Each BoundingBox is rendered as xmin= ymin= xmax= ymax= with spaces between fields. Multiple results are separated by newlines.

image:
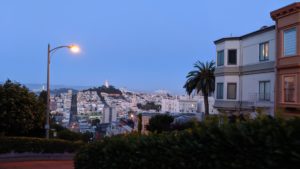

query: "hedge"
xmin=0 ymin=137 xmax=83 ymax=154
xmin=74 ymin=117 xmax=300 ymax=169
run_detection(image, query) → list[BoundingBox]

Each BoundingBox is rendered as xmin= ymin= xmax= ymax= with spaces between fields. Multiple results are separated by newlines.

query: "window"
xmin=283 ymin=76 xmax=296 ymax=103
xmin=259 ymin=81 xmax=270 ymax=101
xmin=217 ymin=50 xmax=224 ymax=66
xmin=216 ymin=83 xmax=224 ymax=99
xmin=259 ymin=42 xmax=269 ymax=61
xmin=284 ymin=28 xmax=297 ymax=56
xmin=227 ymin=83 xmax=237 ymax=99
xmin=228 ymin=49 xmax=237 ymax=65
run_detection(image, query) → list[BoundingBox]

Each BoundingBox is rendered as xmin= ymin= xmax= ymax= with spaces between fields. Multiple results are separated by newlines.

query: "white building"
xmin=103 ymin=107 xmax=117 ymax=123
xmin=161 ymin=98 xmax=179 ymax=113
xmin=214 ymin=26 xmax=275 ymax=115
xmin=178 ymin=99 xmax=198 ymax=113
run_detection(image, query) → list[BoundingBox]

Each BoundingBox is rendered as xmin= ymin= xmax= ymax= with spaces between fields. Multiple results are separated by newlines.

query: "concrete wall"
xmin=242 ymin=30 xmax=276 ymax=65
xmin=216 ymin=40 xmax=241 ymax=67
xmin=241 ymin=72 xmax=275 ymax=102
xmin=215 ymin=75 xmax=240 ymax=101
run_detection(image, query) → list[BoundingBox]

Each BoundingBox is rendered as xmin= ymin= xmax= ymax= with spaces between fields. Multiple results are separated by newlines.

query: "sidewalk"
xmin=0 ymin=160 xmax=73 ymax=169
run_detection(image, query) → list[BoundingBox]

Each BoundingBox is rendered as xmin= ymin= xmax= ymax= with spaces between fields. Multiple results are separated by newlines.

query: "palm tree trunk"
xmin=204 ymin=94 xmax=209 ymax=116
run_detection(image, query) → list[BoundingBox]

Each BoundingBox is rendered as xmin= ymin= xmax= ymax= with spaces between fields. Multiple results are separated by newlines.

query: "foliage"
xmin=91 ymin=119 xmax=101 ymax=126
xmin=57 ymin=130 xmax=83 ymax=141
xmin=137 ymin=102 xmax=161 ymax=112
xmin=28 ymin=90 xmax=47 ymax=137
xmin=0 ymin=137 xmax=83 ymax=154
xmin=86 ymin=85 xmax=122 ymax=95
xmin=184 ymin=61 xmax=215 ymax=115
xmin=137 ymin=113 xmax=142 ymax=134
xmin=75 ymin=118 xmax=300 ymax=169
xmin=54 ymin=125 xmax=93 ymax=143
xmin=146 ymin=114 xmax=174 ymax=133
xmin=0 ymin=80 xmax=45 ymax=137
xmin=171 ymin=119 xmax=200 ymax=131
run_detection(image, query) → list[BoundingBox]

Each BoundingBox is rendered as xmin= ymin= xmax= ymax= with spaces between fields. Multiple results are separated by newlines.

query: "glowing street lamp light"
xmin=69 ymin=45 xmax=80 ymax=53
xmin=45 ymin=43 xmax=80 ymax=139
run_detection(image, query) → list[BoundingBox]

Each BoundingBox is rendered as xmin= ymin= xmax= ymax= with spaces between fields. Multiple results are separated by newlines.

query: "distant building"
xmin=161 ymin=99 xmax=179 ymax=113
xmin=103 ymin=106 xmax=117 ymax=123
xmin=134 ymin=112 xmax=160 ymax=134
xmin=161 ymin=96 xmax=216 ymax=114
xmin=104 ymin=80 xmax=109 ymax=88
xmin=179 ymin=99 xmax=198 ymax=113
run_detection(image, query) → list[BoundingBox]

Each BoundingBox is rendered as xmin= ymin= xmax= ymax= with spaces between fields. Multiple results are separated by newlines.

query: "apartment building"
xmin=214 ymin=26 xmax=276 ymax=115
xmin=271 ymin=3 xmax=300 ymax=116
xmin=161 ymin=98 xmax=179 ymax=113
xmin=214 ymin=2 xmax=300 ymax=116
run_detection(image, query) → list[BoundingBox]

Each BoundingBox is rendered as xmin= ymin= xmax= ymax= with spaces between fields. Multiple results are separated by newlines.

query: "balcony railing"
xmin=248 ymin=92 xmax=271 ymax=102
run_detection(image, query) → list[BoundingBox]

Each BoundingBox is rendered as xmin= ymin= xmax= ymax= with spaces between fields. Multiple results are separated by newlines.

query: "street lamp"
xmin=46 ymin=43 xmax=80 ymax=139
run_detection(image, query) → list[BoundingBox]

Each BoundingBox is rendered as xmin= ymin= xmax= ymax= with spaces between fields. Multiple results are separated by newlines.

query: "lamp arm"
xmin=49 ymin=45 xmax=71 ymax=53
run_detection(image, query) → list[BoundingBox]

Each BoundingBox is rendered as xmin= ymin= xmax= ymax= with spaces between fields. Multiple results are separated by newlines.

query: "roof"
xmin=271 ymin=2 xmax=300 ymax=20
xmin=214 ymin=25 xmax=275 ymax=44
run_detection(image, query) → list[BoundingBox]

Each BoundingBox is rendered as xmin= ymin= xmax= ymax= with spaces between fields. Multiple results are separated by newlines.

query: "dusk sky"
xmin=0 ymin=0 xmax=296 ymax=94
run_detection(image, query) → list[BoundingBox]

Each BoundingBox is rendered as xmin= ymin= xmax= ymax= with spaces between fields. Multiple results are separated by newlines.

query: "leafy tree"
xmin=28 ymin=90 xmax=47 ymax=137
xmin=171 ymin=120 xmax=199 ymax=131
xmin=137 ymin=102 xmax=161 ymax=112
xmin=57 ymin=129 xmax=82 ymax=141
xmin=0 ymin=80 xmax=44 ymax=136
xmin=56 ymin=128 xmax=93 ymax=142
xmin=184 ymin=61 xmax=215 ymax=116
xmin=147 ymin=114 xmax=174 ymax=133
xmin=91 ymin=119 xmax=100 ymax=126
xmin=137 ymin=113 xmax=142 ymax=134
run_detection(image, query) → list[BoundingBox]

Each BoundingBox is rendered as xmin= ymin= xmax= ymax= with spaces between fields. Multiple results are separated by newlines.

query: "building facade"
xmin=161 ymin=98 xmax=180 ymax=113
xmin=214 ymin=2 xmax=300 ymax=116
xmin=271 ymin=3 xmax=300 ymax=116
xmin=214 ymin=26 xmax=276 ymax=115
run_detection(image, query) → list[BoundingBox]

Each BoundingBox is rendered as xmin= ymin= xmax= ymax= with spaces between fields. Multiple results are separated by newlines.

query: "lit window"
xmin=284 ymin=28 xmax=297 ymax=56
xmin=259 ymin=42 xmax=269 ymax=61
xmin=217 ymin=50 xmax=224 ymax=66
xmin=284 ymin=76 xmax=296 ymax=103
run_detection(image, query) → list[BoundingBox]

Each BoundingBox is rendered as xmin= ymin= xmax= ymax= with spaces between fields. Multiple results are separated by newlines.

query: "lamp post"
xmin=46 ymin=43 xmax=80 ymax=139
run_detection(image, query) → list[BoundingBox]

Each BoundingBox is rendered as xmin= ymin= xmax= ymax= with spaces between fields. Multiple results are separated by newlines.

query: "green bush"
xmin=0 ymin=137 xmax=83 ymax=154
xmin=74 ymin=118 xmax=300 ymax=169
xmin=147 ymin=114 xmax=174 ymax=133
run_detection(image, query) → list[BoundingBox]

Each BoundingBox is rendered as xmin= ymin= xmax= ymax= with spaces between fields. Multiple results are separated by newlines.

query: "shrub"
xmin=0 ymin=137 xmax=83 ymax=154
xmin=146 ymin=114 xmax=174 ymax=133
xmin=74 ymin=118 xmax=300 ymax=169
xmin=57 ymin=130 xmax=83 ymax=141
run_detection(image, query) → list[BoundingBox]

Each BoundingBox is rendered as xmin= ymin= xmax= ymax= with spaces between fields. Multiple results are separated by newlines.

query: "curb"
xmin=0 ymin=153 xmax=75 ymax=162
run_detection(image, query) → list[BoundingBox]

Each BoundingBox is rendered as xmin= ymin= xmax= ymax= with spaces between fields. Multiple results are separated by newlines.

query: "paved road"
xmin=0 ymin=160 xmax=73 ymax=169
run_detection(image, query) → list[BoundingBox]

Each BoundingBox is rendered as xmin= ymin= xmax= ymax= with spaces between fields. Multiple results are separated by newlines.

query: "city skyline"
xmin=0 ymin=0 xmax=295 ymax=94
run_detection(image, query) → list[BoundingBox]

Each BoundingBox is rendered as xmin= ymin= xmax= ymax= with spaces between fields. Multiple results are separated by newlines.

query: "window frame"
xmin=227 ymin=49 xmax=237 ymax=65
xmin=259 ymin=41 xmax=269 ymax=61
xmin=283 ymin=27 xmax=297 ymax=57
xmin=217 ymin=50 xmax=224 ymax=66
xmin=259 ymin=81 xmax=270 ymax=101
xmin=282 ymin=75 xmax=297 ymax=103
xmin=227 ymin=83 xmax=237 ymax=100
xmin=216 ymin=83 xmax=224 ymax=99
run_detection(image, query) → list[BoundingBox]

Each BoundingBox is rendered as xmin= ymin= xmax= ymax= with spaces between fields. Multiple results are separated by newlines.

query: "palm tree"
xmin=184 ymin=61 xmax=215 ymax=116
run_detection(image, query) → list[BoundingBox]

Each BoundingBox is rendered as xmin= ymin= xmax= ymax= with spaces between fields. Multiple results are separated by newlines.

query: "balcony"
xmin=247 ymin=92 xmax=273 ymax=108
xmin=214 ymin=92 xmax=273 ymax=111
